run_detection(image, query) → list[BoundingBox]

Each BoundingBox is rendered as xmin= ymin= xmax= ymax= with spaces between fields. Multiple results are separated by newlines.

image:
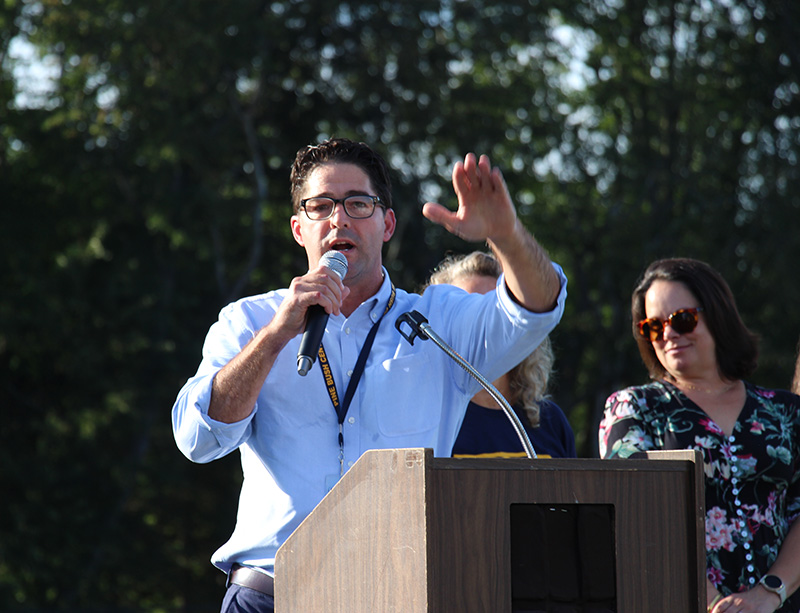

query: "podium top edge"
xmin=358 ymin=448 xmax=702 ymax=470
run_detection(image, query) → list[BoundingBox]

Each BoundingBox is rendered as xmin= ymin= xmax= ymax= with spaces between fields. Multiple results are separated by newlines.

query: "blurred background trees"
xmin=2 ymin=0 xmax=798 ymax=609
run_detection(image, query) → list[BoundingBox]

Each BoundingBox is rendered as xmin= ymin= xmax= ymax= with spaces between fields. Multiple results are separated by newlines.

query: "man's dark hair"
xmin=631 ymin=257 xmax=759 ymax=380
xmin=290 ymin=138 xmax=393 ymax=213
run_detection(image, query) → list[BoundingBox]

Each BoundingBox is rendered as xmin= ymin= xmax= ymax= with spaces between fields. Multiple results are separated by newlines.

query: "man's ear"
xmin=383 ymin=208 xmax=396 ymax=242
xmin=290 ymin=215 xmax=305 ymax=246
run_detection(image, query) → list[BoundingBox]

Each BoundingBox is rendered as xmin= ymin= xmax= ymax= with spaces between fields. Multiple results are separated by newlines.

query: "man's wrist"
xmin=486 ymin=217 xmax=524 ymax=251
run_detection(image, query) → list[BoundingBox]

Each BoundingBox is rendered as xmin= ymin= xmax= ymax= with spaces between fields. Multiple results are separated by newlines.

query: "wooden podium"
xmin=274 ymin=448 xmax=706 ymax=612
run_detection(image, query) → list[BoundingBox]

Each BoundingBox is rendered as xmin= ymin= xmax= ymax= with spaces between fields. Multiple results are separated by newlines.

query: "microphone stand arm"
xmin=395 ymin=310 xmax=537 ymax=459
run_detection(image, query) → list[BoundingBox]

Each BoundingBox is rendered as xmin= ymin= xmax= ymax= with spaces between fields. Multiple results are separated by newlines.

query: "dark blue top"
xmin=452 ymin=399 xmax=577 ymax=458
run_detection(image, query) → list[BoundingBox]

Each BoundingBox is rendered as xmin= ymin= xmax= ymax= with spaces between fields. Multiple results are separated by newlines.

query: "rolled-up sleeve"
xmin=171 ymin=296 xmax=271 ymax=463
xmin=425 ymin=262 xmax=568 ymax=397
xmin=171 ymin=373 xmax=254 ymax=463
xmin=495 ymin=262 xmax=567 ymax=326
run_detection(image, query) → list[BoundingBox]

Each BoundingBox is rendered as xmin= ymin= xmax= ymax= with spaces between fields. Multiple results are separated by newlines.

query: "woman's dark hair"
xmin=631 ymin=258 xmax=759 ymax=380
xmin=290 ymin=138 xmax=393 ymax=213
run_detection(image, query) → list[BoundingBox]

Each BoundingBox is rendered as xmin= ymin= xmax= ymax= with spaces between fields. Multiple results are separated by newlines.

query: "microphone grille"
xmin=320 ymin=250 xmax=348 ymax=280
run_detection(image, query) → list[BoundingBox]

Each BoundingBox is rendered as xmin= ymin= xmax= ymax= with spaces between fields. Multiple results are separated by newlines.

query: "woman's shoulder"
xmin=536 ymin=400 xmax=577 ymax=457
xmin=745 ymin=381 xmax=800 ymax=409
xmin=605 ymin=381 xmax=673 ymax=405
xmin=537 ymin=399 xmax=573 ymax=430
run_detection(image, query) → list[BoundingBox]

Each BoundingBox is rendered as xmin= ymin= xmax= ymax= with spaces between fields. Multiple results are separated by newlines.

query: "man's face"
xmin=291 ymin=162 xmax=396 ymax=290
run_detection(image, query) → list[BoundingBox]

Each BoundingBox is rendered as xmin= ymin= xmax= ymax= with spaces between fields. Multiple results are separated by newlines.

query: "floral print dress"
xmin=599 ymin=381 xmax=800 ymax=610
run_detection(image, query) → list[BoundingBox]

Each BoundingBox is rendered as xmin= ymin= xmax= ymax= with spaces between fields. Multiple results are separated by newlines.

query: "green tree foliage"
xmin=534 ymin=0 xmax=800 ymax=452
xmin=1 ymin=0 xmax=798 ymax=609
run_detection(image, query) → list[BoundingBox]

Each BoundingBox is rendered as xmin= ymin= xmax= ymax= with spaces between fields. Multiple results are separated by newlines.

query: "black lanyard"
xmin=319 ymin=285 xmax=396 ymax=475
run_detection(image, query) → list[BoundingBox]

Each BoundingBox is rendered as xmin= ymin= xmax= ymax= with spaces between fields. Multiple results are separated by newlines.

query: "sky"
xmin=7 ymin=34 xmax=60 ymax=109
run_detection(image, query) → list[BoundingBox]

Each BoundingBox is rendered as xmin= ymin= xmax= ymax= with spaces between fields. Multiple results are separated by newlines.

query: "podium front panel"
xmin=275 ymin=448 xmax=705 ymax=613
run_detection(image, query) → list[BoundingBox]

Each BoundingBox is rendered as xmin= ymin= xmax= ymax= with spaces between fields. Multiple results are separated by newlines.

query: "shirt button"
xmin=731 ymin=466 xmax=738 ymax=473
xmin=747 ymin=565 xmax=754 ymax=573
xmin=728 ymin=436 xmax=735 ymax=442
xmin=348 ymin=416 xmax=355 ymax=424
xmin=746 ymin=553 xmax=753 ymax=561
xmin=371 ymin=312 xmax=378 ymax=321
xmin=347 ymin=369 xmax=354 ymax=377
xmin=345 ymin=327 xmax=351 ymax=334
xmin=732 ymin=488 xmax=739 ymax=495
xmin=744 ymin=543 xmax=751 ymax=550
xmin=749 ymin=577 xmax=756 ymax=585
xmin=347 ymin=460 xmax=354 ymax=467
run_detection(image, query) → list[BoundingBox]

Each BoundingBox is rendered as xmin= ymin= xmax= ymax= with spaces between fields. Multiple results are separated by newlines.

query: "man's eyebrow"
xmin=306 ymin=190 xmax=374 ymax=198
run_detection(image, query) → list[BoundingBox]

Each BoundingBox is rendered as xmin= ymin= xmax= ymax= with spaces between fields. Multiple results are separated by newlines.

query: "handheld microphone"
xmin=297 ymin=250 xmax=349 ymax=376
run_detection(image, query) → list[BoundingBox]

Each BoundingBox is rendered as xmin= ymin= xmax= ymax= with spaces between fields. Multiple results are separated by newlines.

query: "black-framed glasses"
xmin=636 ymin=307 xmax=704 ymax=342
xmin=300 ymin=195 xmax=384 ymax=220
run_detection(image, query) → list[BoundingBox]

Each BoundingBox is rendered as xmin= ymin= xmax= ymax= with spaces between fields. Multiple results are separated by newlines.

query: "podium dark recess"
xmin=275 ymin=447 xmax=705 ymax=612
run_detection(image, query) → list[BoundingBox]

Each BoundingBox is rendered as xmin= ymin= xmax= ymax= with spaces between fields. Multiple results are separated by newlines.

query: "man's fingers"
xmin=422 ymin=201 xmax=457 ymax=230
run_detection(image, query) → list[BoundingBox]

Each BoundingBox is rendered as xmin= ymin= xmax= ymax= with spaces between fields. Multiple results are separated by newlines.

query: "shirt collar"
xmin=361 ymin=267 xmax=392 ymax=322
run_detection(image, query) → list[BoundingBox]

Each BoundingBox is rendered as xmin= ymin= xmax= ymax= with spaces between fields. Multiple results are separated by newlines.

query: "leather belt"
xmin=227 ymin=564 xmax=274 ymax=596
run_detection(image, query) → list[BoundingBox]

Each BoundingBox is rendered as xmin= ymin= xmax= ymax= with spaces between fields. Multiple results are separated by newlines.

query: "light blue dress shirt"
xmin=172 ymin=265 xmax=567 ymax=574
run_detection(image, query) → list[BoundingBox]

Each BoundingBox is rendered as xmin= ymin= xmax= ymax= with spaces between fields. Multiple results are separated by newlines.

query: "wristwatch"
xmin=759 ymin=574 xmax=786 ymax=607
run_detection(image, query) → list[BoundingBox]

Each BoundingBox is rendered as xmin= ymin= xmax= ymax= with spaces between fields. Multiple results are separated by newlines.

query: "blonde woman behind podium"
xmin=426 ymin=251 xmax=576 ymax=459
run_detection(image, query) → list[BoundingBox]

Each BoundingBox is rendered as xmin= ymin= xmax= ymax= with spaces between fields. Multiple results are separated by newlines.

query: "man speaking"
xmin=171 ymin=138 xmax=567 ymax=613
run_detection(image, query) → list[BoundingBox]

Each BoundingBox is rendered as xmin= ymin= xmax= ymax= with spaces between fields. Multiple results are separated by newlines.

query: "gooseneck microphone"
xmin=297 ymin=251 xmax=349 ymax=376
xmin=395 ymin=310 xmax=537 ymax=459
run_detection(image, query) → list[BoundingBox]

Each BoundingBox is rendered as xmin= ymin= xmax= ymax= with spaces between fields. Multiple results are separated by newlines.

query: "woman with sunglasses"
xmin=598 ymin=258 xmax=800 ymax=613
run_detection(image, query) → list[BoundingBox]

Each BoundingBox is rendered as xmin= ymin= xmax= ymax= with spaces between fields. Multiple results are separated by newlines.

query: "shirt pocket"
xmin=367 ymin=353 xmax=441 ymax=438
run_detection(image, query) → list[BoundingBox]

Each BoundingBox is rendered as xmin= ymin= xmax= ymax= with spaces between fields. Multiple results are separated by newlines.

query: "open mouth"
xmin=330 ymin=239 xmax=355 ymax=253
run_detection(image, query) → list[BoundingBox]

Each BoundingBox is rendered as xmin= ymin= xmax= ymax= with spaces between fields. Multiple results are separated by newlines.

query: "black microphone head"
xmin=320 ymin=250 xmax=348 ymax=280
